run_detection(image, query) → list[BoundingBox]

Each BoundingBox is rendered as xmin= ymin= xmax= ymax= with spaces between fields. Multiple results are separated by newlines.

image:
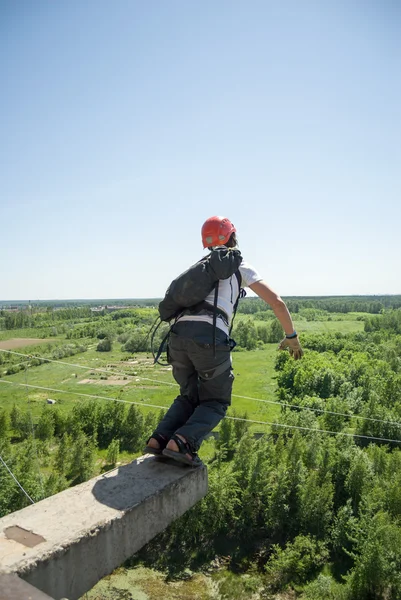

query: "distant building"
xmin=90 ymin=306 xmax=131 ymax=313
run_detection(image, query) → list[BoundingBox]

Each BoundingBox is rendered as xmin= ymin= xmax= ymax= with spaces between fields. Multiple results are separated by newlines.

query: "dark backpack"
xmin=158 ymin=247 xmax=243 ymax=322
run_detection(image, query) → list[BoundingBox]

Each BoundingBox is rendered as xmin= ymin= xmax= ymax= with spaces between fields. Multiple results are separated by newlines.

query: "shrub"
xmin=97 ymin=339 xmax=112 ymax=352
xmin=265 ymin=535 xmax=329 ymax=590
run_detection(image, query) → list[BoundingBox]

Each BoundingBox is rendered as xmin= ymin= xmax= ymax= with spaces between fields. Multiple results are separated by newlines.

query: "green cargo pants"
xmin=154 ymin=321 xmax=234 ymax=451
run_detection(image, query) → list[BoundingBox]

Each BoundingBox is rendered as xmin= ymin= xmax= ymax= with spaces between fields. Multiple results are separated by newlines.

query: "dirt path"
xmin=0 ymin=338 xmax=46 ymax=350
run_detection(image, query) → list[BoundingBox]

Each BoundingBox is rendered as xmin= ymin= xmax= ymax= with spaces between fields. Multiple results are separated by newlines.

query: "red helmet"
xmin=201 ymin=216 xmax=236 ymax=248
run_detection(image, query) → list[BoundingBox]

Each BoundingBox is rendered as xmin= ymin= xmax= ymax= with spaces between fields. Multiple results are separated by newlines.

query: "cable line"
xmin=233 ymin=393 xmax=401 ymax=427
xmin=228 ymin=416 xmax=401 ymax=445
xmin=23 ymin=365 xmax=45 ymax=500
xmin=1 ymin=348 xmax=400 ymax=428
xmin=0 ymin=454 xmax=36 ymax=505
xmin=0 ymin=379 xmax=166 ymax=410
xmin=1 ymin=379 xmax=401 ymax=446
xmin=0 ymin=349 xmax=175 ymax=386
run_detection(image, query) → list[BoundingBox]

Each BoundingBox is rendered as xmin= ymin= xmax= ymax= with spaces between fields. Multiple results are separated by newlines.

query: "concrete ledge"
xmin=0 ymin=573 xmax=55 ymax=600
xmin=0 ymin=455 xmax=208 ymax=600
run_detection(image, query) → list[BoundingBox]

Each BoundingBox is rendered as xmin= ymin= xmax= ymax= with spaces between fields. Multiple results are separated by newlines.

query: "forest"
xmin=1 ymin=296 xmax=401 ymax=599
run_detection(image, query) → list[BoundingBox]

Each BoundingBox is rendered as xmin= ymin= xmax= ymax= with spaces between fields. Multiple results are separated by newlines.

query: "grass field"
xmin=293 ymin=318 xmax=364 ymax=334
xmin=0 ymin=314 xmax=365 ymax=441
xmin=0 ymin=327 xmax=64 ymax=341
xmin=246 ymin=313 xmax=365 ymax=335
xmin=0 ymin=343 xmax=281 ymax=430
xmin=0 ymin=338 xmax=52 ymax=350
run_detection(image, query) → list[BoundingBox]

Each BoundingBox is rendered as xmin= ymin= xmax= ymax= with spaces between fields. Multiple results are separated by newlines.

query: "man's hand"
xmin=279 ymin=336 xmax=303 ymax=360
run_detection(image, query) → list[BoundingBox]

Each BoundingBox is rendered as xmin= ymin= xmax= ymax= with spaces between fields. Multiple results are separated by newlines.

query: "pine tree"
xmin=10 ymin=404 xmax=21 ymax=431
xmin=69 ymin=432 xmax=96 ymax=484
xmin=106 ymin=439 xmax=120 ymax=466
xmin=122 ymin=405 xmax=144 ymax=452
xmin=55 ymin=433 xmax=72 ymax=475
xmin=36 ymin=408 xmax=55 ymax=441
xmin=0 ymin=409 xmax=9 ymax=441
xmin=97 ymin=402 xmax=125 ymax=448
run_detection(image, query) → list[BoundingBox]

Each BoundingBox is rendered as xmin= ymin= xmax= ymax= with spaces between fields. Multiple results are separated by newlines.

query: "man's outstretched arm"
xmin=249 ymin=280 xmax=295 ymax=334
xmin=249 ymin=280 xmax=303 ymax=359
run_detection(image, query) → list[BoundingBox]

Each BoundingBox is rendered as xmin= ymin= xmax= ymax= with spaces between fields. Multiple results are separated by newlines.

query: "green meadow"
xmin=0 ymin=310 xmax=364 ymax=453
xmin=2 ymin=301 xmax=401 ymax=600
xmin=0 ymin=342 xmax=281 ymax=429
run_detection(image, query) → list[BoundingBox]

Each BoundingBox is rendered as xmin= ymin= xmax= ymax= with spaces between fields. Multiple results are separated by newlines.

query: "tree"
xmin=13 ymin=437 xmax=44 ymax=505
xmin=55 ymin=433 xmax=72 ymax=475
xmin=299 ymin=471 xmax=334 ymax=538
xmin=44 ymin=472 xmax=68 ymax=497
xmin=122 ymin=330 xmax=149 ymax=353
xmin=216 ymin=417 xmax=234 ymax=459
xmin=345 ymin=450 xmax=373 ymax=512
xmin=347 ymin=511 xmax=401 ymax=600
xmin=302 ymin=574 xmax=347 ymax=600
xmin=36 ymin=408 xmax=55 ymax=441
xmin=0 ymin=409 xmax=9 ymax=441
xmin=68 ymin=432 xmax=96 ymax=484
xmin=106 ymin=439 xmax=120 ymax=466
xmin=9 ymin=406 xmax=31 ymax=441
xmin=97 ymin=338 xmax=112 ymax=352
xmin=97 ymin=402 xmax=125 ymax=449
xmin=10 ymin=404 xmax=21 ymax=431
xmin=71 ymin=401 xmax=99 ymax=438
xmin=269 ymin=319 xmax=284 ymax=342
xmin=143 ymin=411 xmax=158 ymax=442
xmin=264 ymin=535 xmax=329 ymax=591
xmin=234 ymin=320 xmax=258 ymax=350
xmin=121 ymin=405 xmax=144 ymax=452
xmin=233 ymin=411 xmax=249 ymax=442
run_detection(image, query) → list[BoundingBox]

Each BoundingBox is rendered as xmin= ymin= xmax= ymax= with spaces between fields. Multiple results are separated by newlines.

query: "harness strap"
xmin=185 ymin=301 xmax=228 ymax=323
xmin=153 ymin=269 xmax=245 ymax=365
xmin=230 ymin=270 xmax=246 ymax=334
xmin=152 ymin=319 xmax=172 ymax=366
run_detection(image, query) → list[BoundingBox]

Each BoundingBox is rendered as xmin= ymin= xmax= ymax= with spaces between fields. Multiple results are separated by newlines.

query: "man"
xmin=146 ymin=216 xmax=302 ymax=465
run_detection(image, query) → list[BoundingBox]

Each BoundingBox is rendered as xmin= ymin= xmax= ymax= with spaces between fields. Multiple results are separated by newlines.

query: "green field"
xmin=293 ymin=318 xmax=364 ymax=334
xmin=0 ymin=311 xmax=366 ymax=468
xmin=2 ymin=306 xmax=400 ymax=600
xmin=0 ymin=342 xmax=281 ymax=430
xmin=0 ymin=314 xmax=364 ymax=430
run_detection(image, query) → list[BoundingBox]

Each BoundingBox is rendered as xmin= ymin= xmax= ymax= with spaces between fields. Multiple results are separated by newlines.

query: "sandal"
xmin=143 ymin=433 xmax=167 ymax=456
xmin=162 ymin=434 xmax=203 ymax=467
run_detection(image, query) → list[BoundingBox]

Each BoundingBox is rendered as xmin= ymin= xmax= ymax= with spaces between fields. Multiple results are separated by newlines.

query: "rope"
xmin=233 ymin=394 xmax=401 ymax=427
xmin=0 ymin=379 xmax=166 ymax=410
xmin=0 ymin=349 xmax=175 ymax=386
xmin=1 ymin=379 xmax=400 ymax=445
xmin=23 ymin=365 xmax=45 ymax=499
xmin=1 ymin=348 xmax=399 ymax=427
xmin=227 ymin=416 xmax=401 ymax=445
xmin=0 ymin=454 xmax=36 ymax=504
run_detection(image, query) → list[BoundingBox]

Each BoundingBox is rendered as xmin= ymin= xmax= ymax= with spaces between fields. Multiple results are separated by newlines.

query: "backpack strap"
xmin=155 ymin=270 xmax=244 ymax=364
xmin=151 ymin=318 xmax=172 ymax=366
xmin=230 ymin=270 xmax=246 ymax=334
xmin=185 ymin=301 xmax=228 ymax=323
xmin=212 ymin=281 xmax=219 ymax=357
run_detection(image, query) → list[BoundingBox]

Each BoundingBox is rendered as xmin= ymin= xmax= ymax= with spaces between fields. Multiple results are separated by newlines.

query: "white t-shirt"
xmin=176 ymin=259 xmax=263 ymax=335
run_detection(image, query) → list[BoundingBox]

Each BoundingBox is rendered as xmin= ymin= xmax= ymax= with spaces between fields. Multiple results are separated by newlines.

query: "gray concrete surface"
xmin=0 ymin=573 xmax=55 ymax=600
xmin=0 ymin=455 xmax=208 ymax=600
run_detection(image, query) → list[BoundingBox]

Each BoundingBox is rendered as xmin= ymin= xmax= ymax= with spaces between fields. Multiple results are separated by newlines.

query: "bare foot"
xmin=147 ymin=437 xmax=161 ymax=449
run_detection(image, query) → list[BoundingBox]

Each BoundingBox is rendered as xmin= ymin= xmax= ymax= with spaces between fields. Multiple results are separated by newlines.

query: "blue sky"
xmin=1 ymin=0 xmax=400 ymax=300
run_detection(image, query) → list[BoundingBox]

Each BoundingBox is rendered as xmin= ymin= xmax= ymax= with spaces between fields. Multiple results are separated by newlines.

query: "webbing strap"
xmin=153 ymin=326 xmax=171 ymax=366
xmin=230 ymin=270 xmax=246 ymax=334
xmin=212 ymin=281 xmax=219 ymax=357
